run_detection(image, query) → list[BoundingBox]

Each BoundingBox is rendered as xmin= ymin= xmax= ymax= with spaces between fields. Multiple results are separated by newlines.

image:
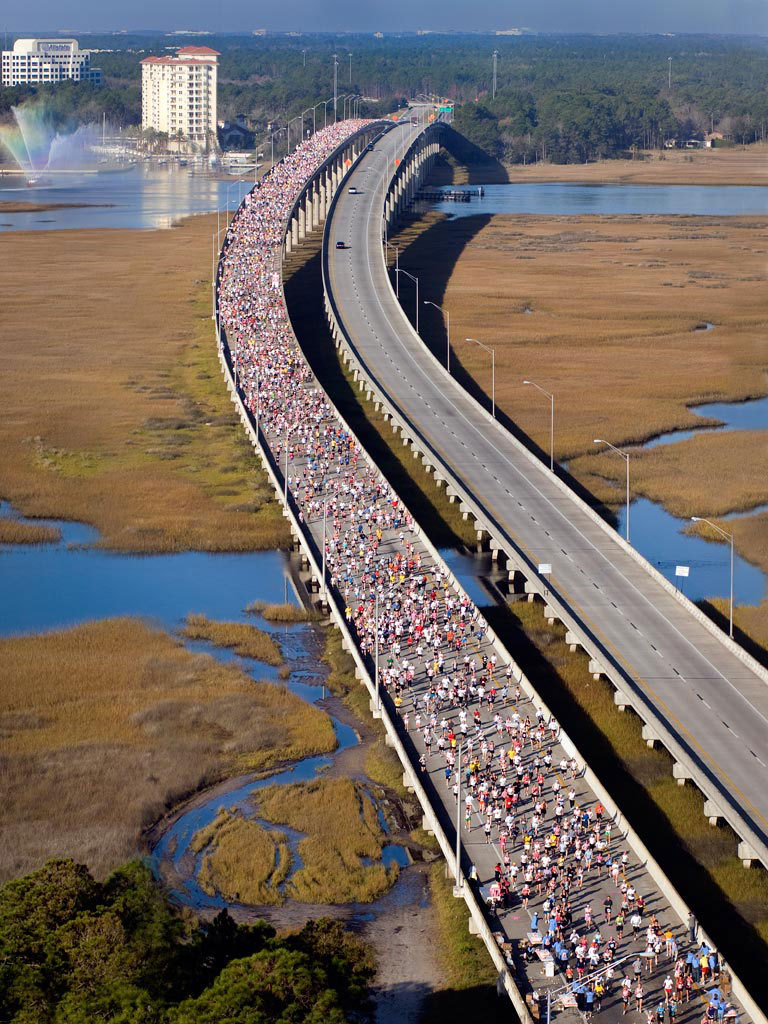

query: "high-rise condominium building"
xmin=141 ymin=46 xmax=219 ymax=148
xmin=1 ymin=38 xmax=102 ymax=87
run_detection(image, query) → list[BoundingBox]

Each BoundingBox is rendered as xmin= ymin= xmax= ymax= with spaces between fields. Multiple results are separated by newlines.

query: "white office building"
xmin=141 ymin=46 xmax=219 ymax=149
xmin=1 ymin=38 xmax=102 ymax=87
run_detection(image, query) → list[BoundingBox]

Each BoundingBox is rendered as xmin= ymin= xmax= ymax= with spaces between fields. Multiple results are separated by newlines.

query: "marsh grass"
xmin=0 ymin=215 xmax=288 ymax=552
xmin=182 ymin=613 xmax=283 ymax=665
xmin=430 ymin=142 xmax=768 ymax=187
xmin=256 ymin=778 xmax=397 ymax=904
xmin=573 ymin=432 xmax=768 ymax=519
xmin=0 ymin=518 xmax=61 ymax=544
xmin=197 ymin=812 xmax=288 ymax=906
xmin=0 ymin=617 xmax=335 ymax=881
xmin=246 ymin=600 xmax=323 ymax=622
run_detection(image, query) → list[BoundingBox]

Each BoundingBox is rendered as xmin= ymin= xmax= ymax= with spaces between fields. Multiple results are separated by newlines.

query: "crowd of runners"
xmin=216 ymin=125 xmax=742 ymax=1024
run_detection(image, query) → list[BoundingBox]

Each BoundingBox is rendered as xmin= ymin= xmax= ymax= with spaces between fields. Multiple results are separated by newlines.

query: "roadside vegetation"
xmin=0 ymin=215 xmax=289 ymax=552
xmin=182 ymin=613 xmax=283 ymax=665
xmin=0 ymin=617 xmax=335 ymax=882
xmin=0 ymin=858 xmax=375 ymax=1024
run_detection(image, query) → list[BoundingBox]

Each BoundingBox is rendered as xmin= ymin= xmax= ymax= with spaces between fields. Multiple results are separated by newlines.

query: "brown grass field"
xmin=0 ymin=215 xmax=289 ymax=552
xmin=0 ymin=617 xmax=336 ymax=881
xmin=434 ymin=142 xmax=768 ymax=186
xmin=0 ymin=517 xmax=60 ymax=544
xmin=181 ymin=613 xmax=284 ymax=665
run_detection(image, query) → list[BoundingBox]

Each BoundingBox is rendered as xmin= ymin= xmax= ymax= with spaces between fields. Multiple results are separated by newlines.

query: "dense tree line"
xmin=0 ymin=859 xmax=375 ymax=1024
xmin=1 ymin=32 xmax=766 ymax=161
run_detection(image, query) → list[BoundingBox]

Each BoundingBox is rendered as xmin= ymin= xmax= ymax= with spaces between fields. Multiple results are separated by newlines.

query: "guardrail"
xmin=318 ymin=123 xmax=765 ymax=1024
xmin=319 ymin=121 xmax=768 ymax=877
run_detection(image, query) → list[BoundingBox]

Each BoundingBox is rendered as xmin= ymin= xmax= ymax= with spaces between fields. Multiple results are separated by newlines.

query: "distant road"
xmin=324 ymin=117 xmax=768 ymax=867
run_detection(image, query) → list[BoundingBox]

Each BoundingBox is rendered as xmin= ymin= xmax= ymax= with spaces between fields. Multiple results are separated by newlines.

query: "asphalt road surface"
xmin=324 ymin=119 xmax=768 ymax=867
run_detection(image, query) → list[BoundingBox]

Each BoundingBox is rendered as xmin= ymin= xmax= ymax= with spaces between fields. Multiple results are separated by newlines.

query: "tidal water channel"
xmin=0 ymin=500 xmax=408 ymax=917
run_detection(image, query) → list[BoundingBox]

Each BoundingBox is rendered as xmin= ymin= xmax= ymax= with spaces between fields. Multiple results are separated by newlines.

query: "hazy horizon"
xmin=2 ymin=0 xmax=766 ymax=38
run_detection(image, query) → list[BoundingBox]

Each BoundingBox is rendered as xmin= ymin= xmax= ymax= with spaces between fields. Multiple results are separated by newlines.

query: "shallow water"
xmin=0 ymin=163 xmax=253 ymax=231
xmin=642 ymin=394 xmax=768 ymax=449
xmin=428 ymin=182 xmax=768 ymax=217
xmin=0 ymin=500 xmax=292 ymax=636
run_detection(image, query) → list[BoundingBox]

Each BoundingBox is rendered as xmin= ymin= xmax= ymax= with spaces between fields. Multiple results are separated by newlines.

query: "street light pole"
xmin=523 ymin=379 xmax=555 ymax=472
xmin=322 ymin=494 xmax=327 ymax=605
xmin=455 ymin=735 xmax=462 ymax=891
xmin=333 ymin=54 xmax=339 ymax=122
xmin=348 ymin=51 xmax=353 ymax=83
xmin=692 ymin=517 xmax=734 ymax=637
xmin=466 ymin=337 xmax=495 ymax=418
xmin=375 ymin=587 xmax=380 ymax=711
xmin=594 ymin=439 xmax=630 ymax=542
xmin=424 ymin=300 xmax=451 ymax=373
xmin=395 ymin=268 xmax=419 ymax=332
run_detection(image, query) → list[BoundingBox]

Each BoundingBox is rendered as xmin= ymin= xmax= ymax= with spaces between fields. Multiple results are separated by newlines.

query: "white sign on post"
xmin=675 ymin=566 xmax=690 ymax=578
xmin=538 ymin=563 xmax=552 ymax=575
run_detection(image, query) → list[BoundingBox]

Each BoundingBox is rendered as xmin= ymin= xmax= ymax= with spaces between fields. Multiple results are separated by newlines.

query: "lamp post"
xmin=395 ymin=268 xmax=419 ymax=333
xmin=454 ymin=735 xmax=462 ymax=891
xmin=692 ymin=517 xmax=734 ymax=637
xmin=424 ymin=300 xmax=451 ymax=373
xmin=322 ymin=494 xmax=328 ymax=605
xmin=333 ymin=54 xmax=339 ymax=122
xmin=375 ymin=587 xmax=380 ymax=711
xmin=466 ymin=337 xmax=496 ymax=418
xmin=523 ymin=379 xmax=555 ymax=472
xmin=594 ymin=439 xmax=630 ymax=542
xmin=270 ymin=128 xmax=285 ymax=168
xmin=253 ymin=149 xmax=264 ymax=183
xmin=383 ymin=239 xmax=399 ymax=294
xmin=348 ymin=51 xmax=353 ymax=84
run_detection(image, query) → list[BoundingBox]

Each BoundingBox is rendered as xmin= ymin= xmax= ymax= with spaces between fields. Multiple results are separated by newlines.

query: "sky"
xmin=3 ymin=0 xmax=767 ymax=36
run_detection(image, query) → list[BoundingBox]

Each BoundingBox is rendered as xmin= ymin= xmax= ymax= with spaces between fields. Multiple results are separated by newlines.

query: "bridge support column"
xmin=738 ymin=841 xmax=757 ymax=868
xmin=704 ymin=800 xmax=724 ymax=826
xmin=298 ymin=199 xmax=306 ymax=241
xmin=402 ymin=772 xmax=415 ymax=794
xmin=565 ymin=630 xmax=580 ymax=652
xmin=588 ymin=659 xmax=604 ymax=680
xmin=291 ymin=214 xmax=299 ymax=248
xmin=672 ymin=761 xmax=692 ymax=786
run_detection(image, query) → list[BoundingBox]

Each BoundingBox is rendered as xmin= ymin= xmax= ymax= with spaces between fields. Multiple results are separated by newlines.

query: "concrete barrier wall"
xmin=318 ymin=126 xmax=766 ymax=1024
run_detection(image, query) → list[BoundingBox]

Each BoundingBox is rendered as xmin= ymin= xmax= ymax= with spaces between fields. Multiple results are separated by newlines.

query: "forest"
xmin=1 ymin=32 xmax=766 ymax=162
xmin=0 ymin=858 xmax=375 ymax=1024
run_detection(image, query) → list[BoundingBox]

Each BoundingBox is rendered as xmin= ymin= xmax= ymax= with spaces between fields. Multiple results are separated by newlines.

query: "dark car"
xmin=335 ymin=241 xmax=347 ymax=249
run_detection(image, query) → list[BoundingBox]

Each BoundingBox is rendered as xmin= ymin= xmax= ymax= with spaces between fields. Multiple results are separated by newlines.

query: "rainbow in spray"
xmin=0 ymin=104 xmax=101 ymax=177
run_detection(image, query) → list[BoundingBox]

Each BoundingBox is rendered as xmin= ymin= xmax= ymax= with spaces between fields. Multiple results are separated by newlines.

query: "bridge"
xmin=213 ymin=115 xmax=763 ymax=1024
xmin=322 ymin=114 xmax=768 ymax=877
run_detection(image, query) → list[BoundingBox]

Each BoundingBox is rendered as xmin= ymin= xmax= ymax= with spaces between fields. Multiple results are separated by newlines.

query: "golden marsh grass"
xmin=197 ymin=812 xmax=289 ymax=906
xmin=246 ymin=600 xmax=323 ymax=622
xmin=182 ymin=613 xmax=283 ymax=665
xmin=257 ymin=777 xmax=398 ymax=904
xmin=0 ymin=617 xmax=335 ymax=881
xmin=0 ymin=215 xmax=289 ymax=552
xmin=0 ymin=518 xmax=60 ymax=544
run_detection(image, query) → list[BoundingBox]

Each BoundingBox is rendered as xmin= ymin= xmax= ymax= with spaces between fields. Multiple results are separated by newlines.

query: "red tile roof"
xmin=177 ymin=45 xmax=220 ymax=55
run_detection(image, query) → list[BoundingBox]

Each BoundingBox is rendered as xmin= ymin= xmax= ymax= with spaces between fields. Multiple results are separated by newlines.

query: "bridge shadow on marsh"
xmin=386 ymin=209 xmax=617 ymax=525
